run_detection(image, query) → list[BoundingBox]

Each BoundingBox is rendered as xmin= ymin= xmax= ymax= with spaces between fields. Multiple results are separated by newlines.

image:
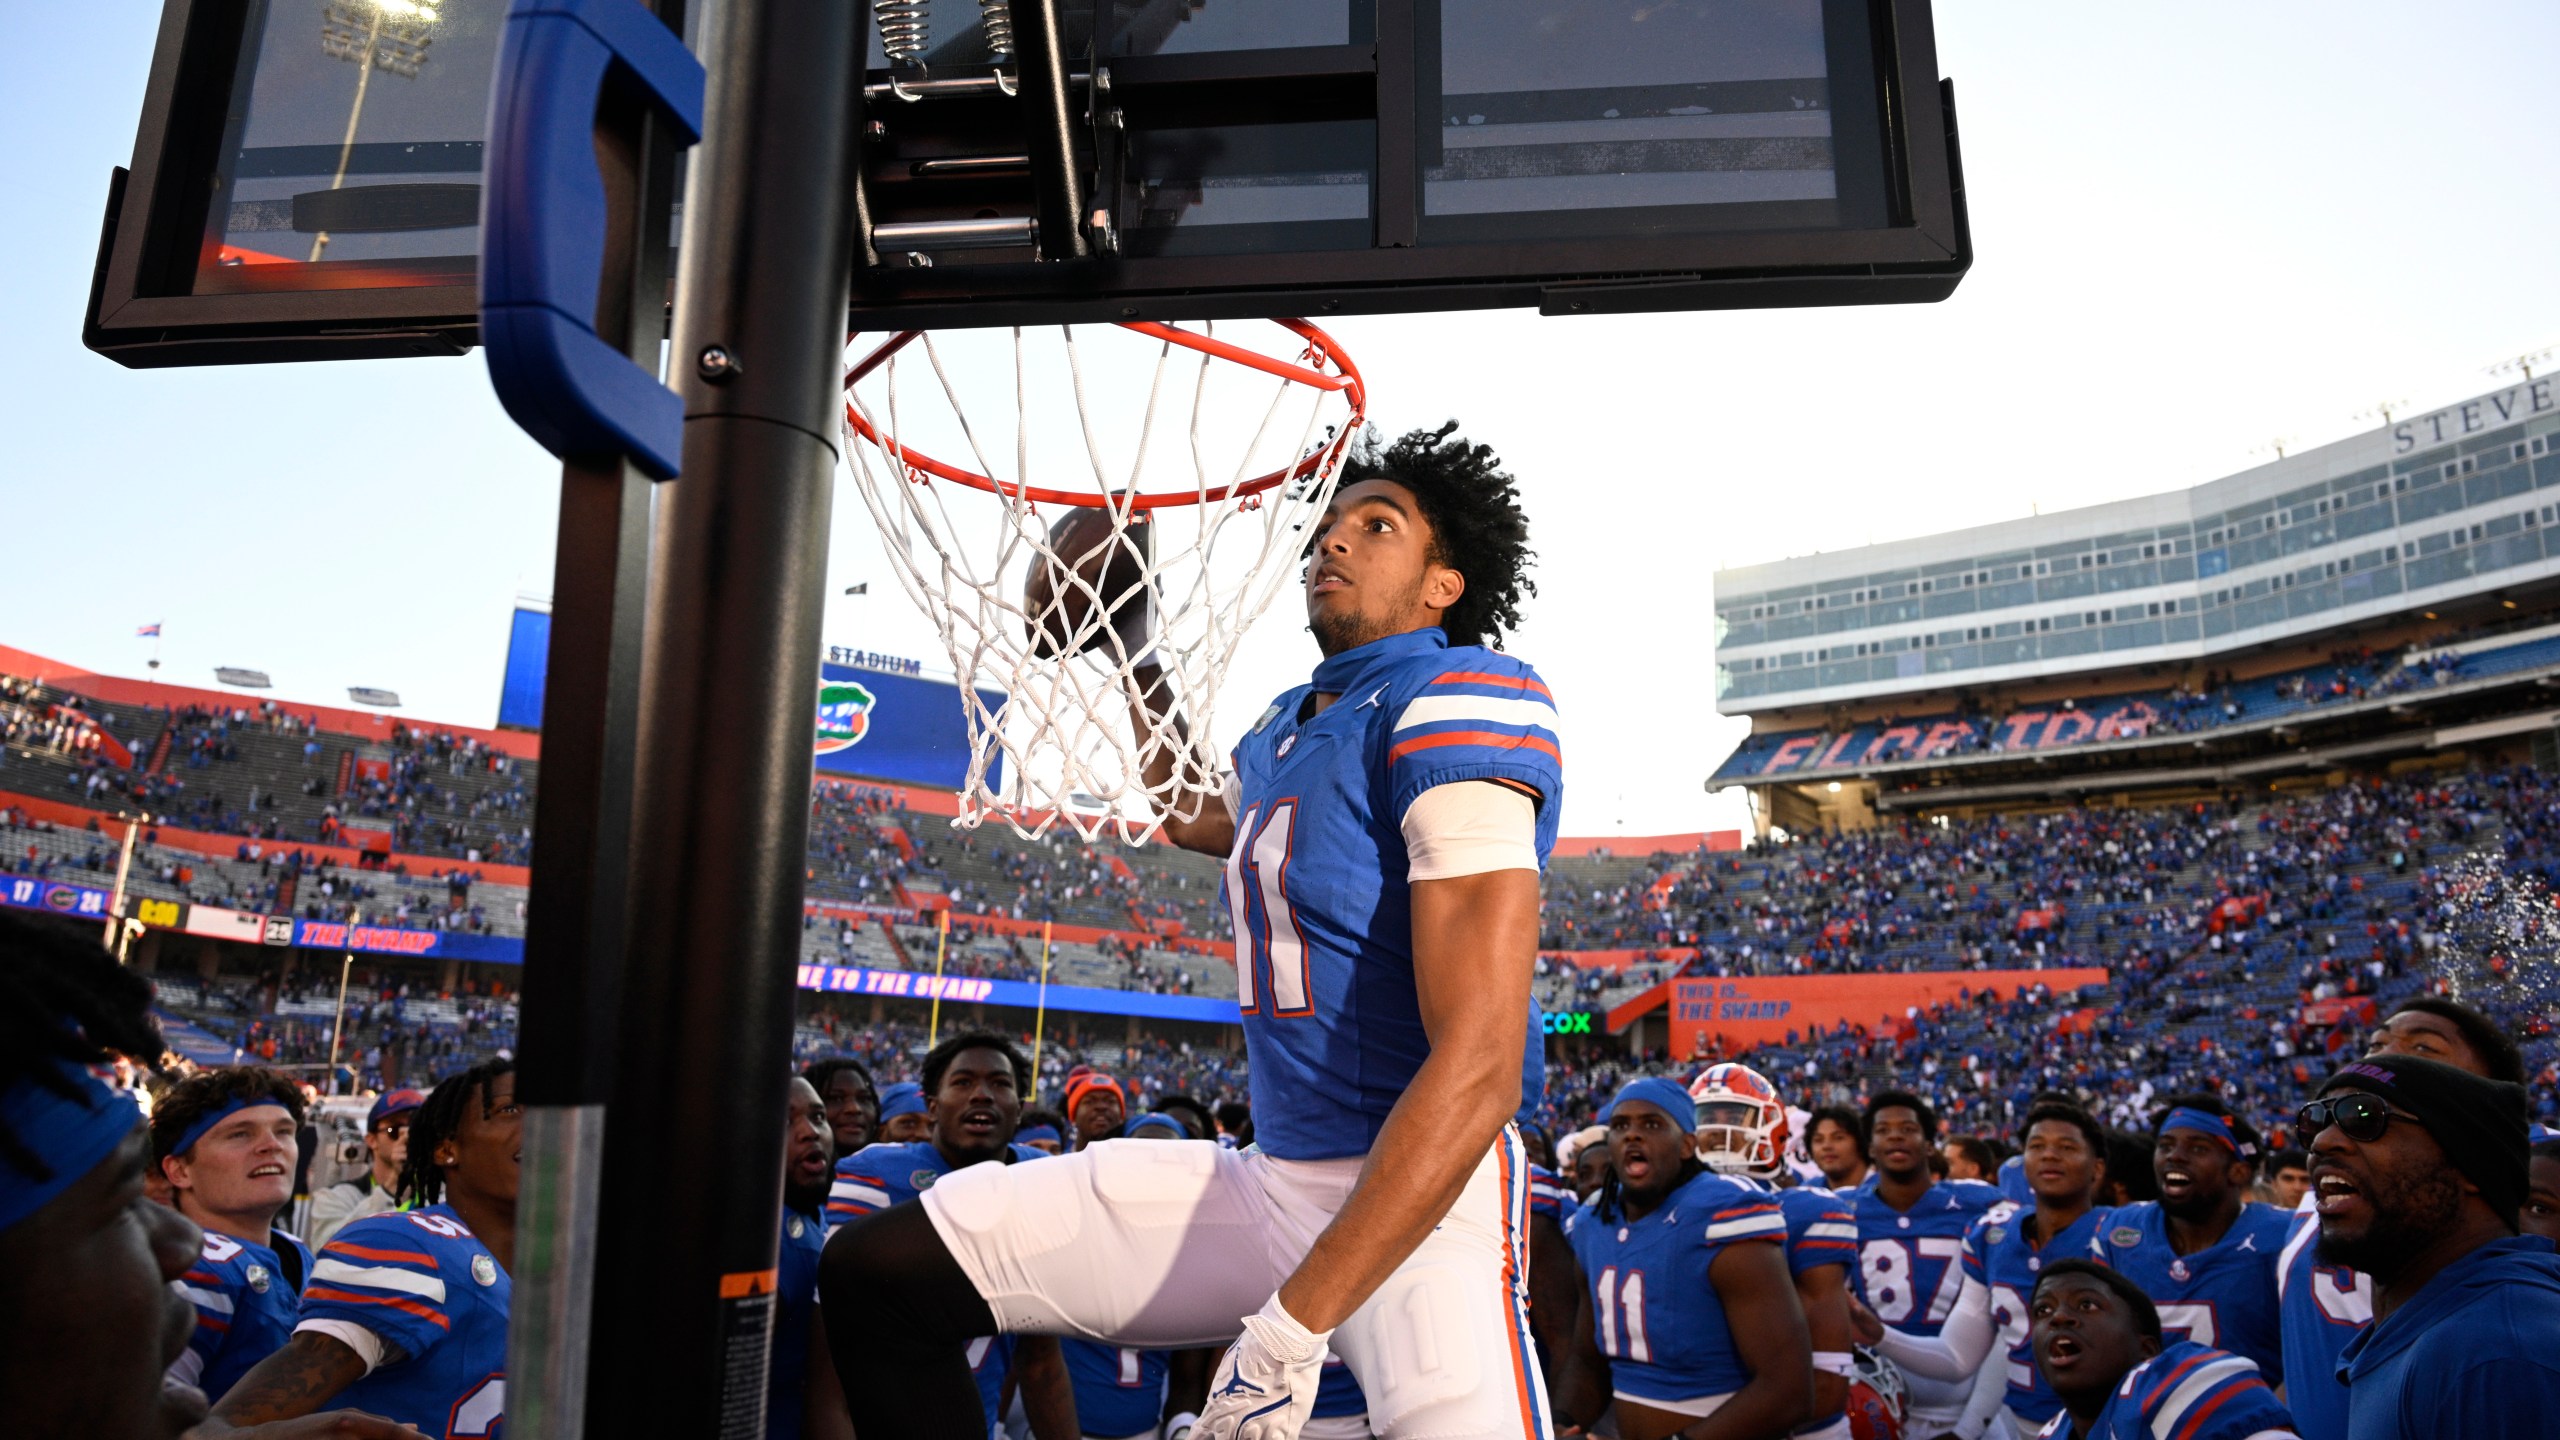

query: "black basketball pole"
xmin=506 ymin=4 xmax=687 ymax=1435
xmin=580 ymin=0 xmax=862 ymax=1430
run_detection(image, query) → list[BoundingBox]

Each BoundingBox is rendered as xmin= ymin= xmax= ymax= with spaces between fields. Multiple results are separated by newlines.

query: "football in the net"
xmin=1022 ymin=508 xmax=1154 ymax=659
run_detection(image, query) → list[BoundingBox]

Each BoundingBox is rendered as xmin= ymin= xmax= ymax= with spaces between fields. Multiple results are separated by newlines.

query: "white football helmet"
xmin=1688 ymin=1061 xmax=1790 ymax=1180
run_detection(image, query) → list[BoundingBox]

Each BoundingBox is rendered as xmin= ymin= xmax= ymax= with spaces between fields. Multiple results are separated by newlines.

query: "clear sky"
xmin=6 ymin=3 xmax=2558 ymax=837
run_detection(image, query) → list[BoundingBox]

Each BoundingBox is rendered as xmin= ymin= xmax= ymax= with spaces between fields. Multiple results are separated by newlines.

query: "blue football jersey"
xmin=1851 ymin=1179 xmax=2006 ymax=1338
xmin=1311 ymin=1355 xmax=1368 ymax=1421
xmin=1528 ymin=1162 xmax=1574 ymax=1226
xmin=1062 ymin=1341 xmax=1168 ymax=1438
xmin=301 ymin=1205 xmax=510 ymax=1439
xmin=168 ymin=1226 xmax=310 ymax=1403
xmin=966 ymin=1335 xmax=1019 ymax=1430
xmin=822 ymin=1138 xmax=1047 ymax=1232
xmin=768 ymin=1204 xmax=825 ymax=1440
xmin=1564 ymin=1169 xmax=1786 ymax=1404
xmin=1996 ymin=1154 xmax=2033 ymax=1206
xmin=1852 ymin=1178 xmax=2004 ymax=1427
xmin=2032 ymin=1342 xmax=2298 ymax=1440
xmin=2094 ymin=1201 xmax=2289 ymax=1385
xmin=1224 ymin=630 xmax=1562 ymax=1161
xmin=1771 ymin=1183 xmax=1858 ymax=1279
xmin=1962 ymin=1201 xmax=2114 ymax=1427
xmin=2276 ymin=1192 xmax=2368 ymax=1440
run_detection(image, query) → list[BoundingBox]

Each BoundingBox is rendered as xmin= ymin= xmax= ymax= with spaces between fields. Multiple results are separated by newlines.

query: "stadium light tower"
xmin=309 ymin=0 xmax=438 ymax=261
xmin=2489 ymin=347 xmax=2556 ymax=382
xmin=2352 ymin=398 xmax=2410 ymax=428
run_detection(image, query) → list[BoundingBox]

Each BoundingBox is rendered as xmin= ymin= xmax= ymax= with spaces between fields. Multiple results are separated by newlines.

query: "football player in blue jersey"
xmin=1848 ymin=1090 xmax=2004 ymax=1438
xmin=151 ymin=1067 xmax=313 ymax=1405
xmin=212 ymin=1059 xmax=519 ymax=1439
xmin=1856 ymin=1100 xmax=2115 ymax=1440
xmin=2276 ymin=994 xmax=2528 ymax=1440
xmin=823 ymin=424 xmax=1563 ymax=1440
xmin=2305 ymin=1054 xmax=2560 ymax=1438
xmin=1689 ymin=1062 xmax=1859 ymax=1440
xmin=879 ymin=1081 xmax=933 ymax=1143
xmin=1553 ymin=1078 xmax=1811 ymax=1440
xmin=2091 ymin=1095 xmax=2286 ymax=1387
xmin=778 ymin=1076 xmax=851 ymax=1440
xmin=2023 ymin=1261 xmax=2296 ymax=1440
xmin=824 ymin=1031 xmax=1077 ymax=1440
xmin=0 ymin=909 xmax=413 ymax=1440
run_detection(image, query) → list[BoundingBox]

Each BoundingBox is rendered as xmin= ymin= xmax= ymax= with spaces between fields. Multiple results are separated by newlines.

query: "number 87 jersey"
xmin=1851 ymin=1180 xmax=2006 ymax=1424
xmin=1222 ymin=629 xmax=1562 ymax=1163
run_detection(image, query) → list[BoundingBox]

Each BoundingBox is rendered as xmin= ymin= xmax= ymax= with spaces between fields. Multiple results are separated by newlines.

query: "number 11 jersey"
xmin=1224 ymin=628 xmax=1562 ymax=1162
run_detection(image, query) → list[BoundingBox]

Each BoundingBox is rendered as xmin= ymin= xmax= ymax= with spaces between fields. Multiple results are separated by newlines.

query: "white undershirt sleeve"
xmin=1220 ymin=771 xmax=1240 ymax=822
xmin=293 ymin=1318 xmax=386 ymax=1375
xmin=1401 ymin=780 xmax=1540 ymax=880
xmin=1874 ymin=1274 xmax=1995 ymax=1381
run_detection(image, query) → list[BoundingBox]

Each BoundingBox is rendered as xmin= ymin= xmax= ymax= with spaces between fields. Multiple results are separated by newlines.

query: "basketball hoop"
xmin=839 ymin=319 xmax=1366 ymax=842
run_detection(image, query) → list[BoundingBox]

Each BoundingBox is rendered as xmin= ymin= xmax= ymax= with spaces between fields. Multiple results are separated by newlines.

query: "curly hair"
xmin=0 ymin=910 xmax=163 ymax=1182
xmin=149 ymin=1066 xmax=304 ymax=1165
xmin=397 ymin=1059 xmax=516 ymax=1207
xmin=1334 ymin=421 xmax=1538 ymax=648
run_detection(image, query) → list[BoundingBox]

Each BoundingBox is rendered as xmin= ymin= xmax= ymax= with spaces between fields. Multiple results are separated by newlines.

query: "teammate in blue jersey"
xmin=775 ymin=1076 xmax=844 ymax=1440
xmin=2091 ymin=1095 xmax=2287 ymax=1387
xmin=824 ymin=425 xmax=1563 ymax=1440
xmin=824 ymin=1031 xmax=1075 ymax=1439
xmin=1857 ymin=1100 xmax=2116 ymax=1440
xmin=2024 ymin=1261 xmax=2297 ymax=1440
xmin=1690 ymin=1062 xmax=1859 ymax=1440
xmin=1848 ymin=1090 xmax=2004 ymax=1437
xmin=2276 ymin=995 xmax=2534 ymax=1440
xmin=2305 ymin=1054 xmax=2560 ymax=1439
xmin=1996 ymin=1154 xmax=2032 ymax=1208
xmin=1554 ymin=1079 xmax=1810 ymax=1440
xmin=149 ymin=1067 xmax=312 ymax=1405
xmin=211 ymin=1058 xmax=519 ymax=1439
xmin=1303 ymin=1357 xmax=1373 ymax=1440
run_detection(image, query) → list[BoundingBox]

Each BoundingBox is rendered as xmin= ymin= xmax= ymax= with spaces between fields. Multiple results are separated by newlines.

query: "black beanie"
xmin=2317 ymin=1054 xmax=2529 ymax=1230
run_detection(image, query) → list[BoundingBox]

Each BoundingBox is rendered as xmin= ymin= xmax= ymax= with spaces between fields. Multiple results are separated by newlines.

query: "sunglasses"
xmin=2293 ymin=1093 xmax=2420 ymax=1149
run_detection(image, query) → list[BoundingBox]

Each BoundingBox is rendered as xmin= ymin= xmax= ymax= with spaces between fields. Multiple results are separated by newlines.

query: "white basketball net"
xmin=839 ymin=320 xmax=1365 ymax=842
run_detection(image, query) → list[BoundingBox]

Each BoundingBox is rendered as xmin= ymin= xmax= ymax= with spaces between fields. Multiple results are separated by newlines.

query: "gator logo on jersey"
xmin=2111 ymin=1226 xmax=2143 ymax=1248
xmin=1984 ymin=1226 xmax=2007 ymax=1247
xmin=814 ymin=680 xmax=877 ymax=755
xmin=473 ymin=1253 xmax=499 ymax=1287
xmin=1251 ymin=703 xmax=1281 ymax=733
xmin=913 ymin=1169 xmax=940 ymax=1192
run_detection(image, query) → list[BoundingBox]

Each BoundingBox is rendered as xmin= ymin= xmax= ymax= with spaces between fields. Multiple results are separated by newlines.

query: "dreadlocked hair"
xmin=1333 ymin=421 xmax=1538 ymax=649
xmin=1595 ymin=1152 xmax=1706 ymax=1226
xmin=0 ymin=910 xmax=164 ymax=1183
xmin=396 ymin=1058 xmax=515 ymax=1208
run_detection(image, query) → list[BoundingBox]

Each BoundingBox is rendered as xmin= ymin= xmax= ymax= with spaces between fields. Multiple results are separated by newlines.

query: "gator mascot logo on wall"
xmin=814 ymin=679 xmax=877 ymax=755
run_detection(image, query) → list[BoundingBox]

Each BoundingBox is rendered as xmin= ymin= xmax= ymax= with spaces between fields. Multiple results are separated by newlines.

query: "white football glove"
xmin=1194 ymin=1294 xmax=1330 ymax=1440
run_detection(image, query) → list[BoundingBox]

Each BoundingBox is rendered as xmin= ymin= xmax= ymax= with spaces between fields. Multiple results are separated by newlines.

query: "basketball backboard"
xmin=85 ymin=0 xmax=1965 ymax=366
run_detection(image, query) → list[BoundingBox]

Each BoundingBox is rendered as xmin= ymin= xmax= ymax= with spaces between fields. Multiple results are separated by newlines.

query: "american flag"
xmin=135 ymin=623 xmax=161 ymax=637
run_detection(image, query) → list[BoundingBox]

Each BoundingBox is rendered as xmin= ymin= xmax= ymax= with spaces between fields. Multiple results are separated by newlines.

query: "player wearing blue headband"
xmin=149 ymin=1067 xmax=311 ymax=1405
xmin=877 ymin=1081 xmax=932 ymax=1144
xmin=1552 ymin=1078 xmax=1811 ymax=1440
xmin=2090 ymin=1093 xmax=2287 ymax=1387
xmin=0 ymin=910 xmax=411 ymax=1440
